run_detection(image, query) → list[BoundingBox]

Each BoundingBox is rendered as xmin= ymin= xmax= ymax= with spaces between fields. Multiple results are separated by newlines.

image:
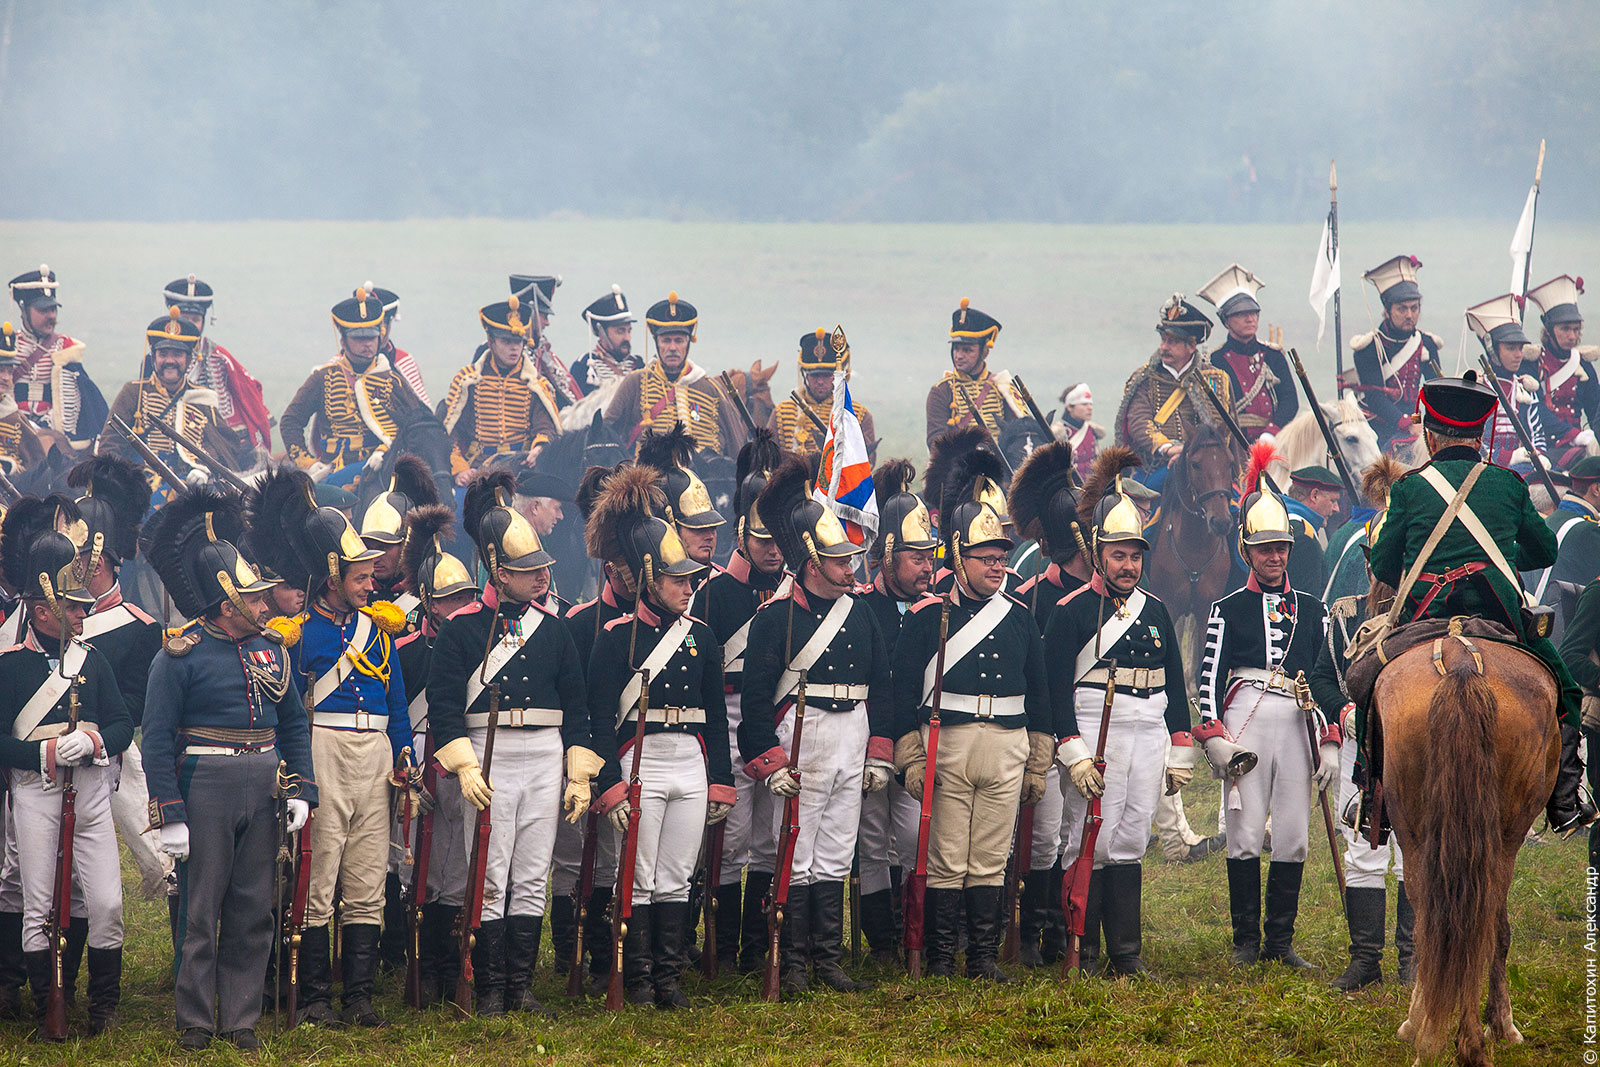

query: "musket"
xmin=107 ymin=413 xmax=191 ymax=496
xmin=1195 ymin=375 xmax=1284 ymax=496
xmin=1010 ymin=374 xmax=1056 ymax=440
xmin=764 ymin=666 xmax=808 ymax=1001
xmin=1001 ymin=801 xmax=1034 ymax=965
xmin=272 ymin=762 xmax=291 ymax=1031
xmin=1295 ymin=672 xmax=1347 ymax=897
xmin=1285 ymin=347 xmax=1360 ymax=504
xmin=1476 ymin=350 xmax=1561 ymax=502
xmin=957 ymin=386 xmax=1015 ymax=477
xmin=567 ymin=810 xmax=599 ymax=999
xmin=452 ymin=685 xmax=498 ymax=1017
xmin=717 ymin=370 xmax=759 ymax=436
xmin=1063 ymin=659 xmax=1116 ymax=978
xmin=905 ymin=592 xmax=950 ymax=980
xmin=144 ymin=409 xmax=252 ymax=493
xmin=43 ymin=673 xmax=83 ymax=1041
xmin=789 ymin=390 xmax=831 ymax=439
xmin=605 ymin=666 xmax=651 ymax=1011
xmin=700 ymin=821 xmax=724 ymax=978
xmin=284 ymin=808 xmax=313 ymax=1027
xmin=403 ymin=733 xmax=436 ymax=1010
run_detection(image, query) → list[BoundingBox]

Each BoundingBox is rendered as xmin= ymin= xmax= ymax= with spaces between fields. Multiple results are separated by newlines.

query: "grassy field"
xmin=4 ymin=785 xmax=1587 ymax=1065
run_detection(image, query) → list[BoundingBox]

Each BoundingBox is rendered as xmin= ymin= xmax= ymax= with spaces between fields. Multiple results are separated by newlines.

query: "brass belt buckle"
xmin=974 ymin=694 xmax=994 ymax=718
xmin=1131 ymin=667 xmax=1151 ymax=690
xmin=663 ymin=706 xmax=683 ymax=726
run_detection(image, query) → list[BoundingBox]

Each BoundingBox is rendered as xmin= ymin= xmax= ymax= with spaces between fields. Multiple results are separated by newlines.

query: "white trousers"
xmin=856 ymin=779 xmax=920 ymax=895
xmin=1223 ymin=688 xmax=1311 ymax=863
xmin=612 ymin=734 xmax=707 ymax=905
xmin=1337 ymin=736 xmax=1404 ymax=887
xmin=551 ymin=805 xmax=618 ymax=895
xmin=767 ymin=705 xmax=868 ymax=887
xmin=716 ymin=692 xmax=763 ymax=884
xmin=1027 ymin=764 xmax=1064 ymax=871
xmin=12 ymin=766 xmax=124 ymax=951
xmin=109 ymin=742 xmax=174 ymax=897
xmin=1061 ymin=690 xmax=1166 ymax=869
xmin=468 ymin=726 xmax=563 ymax=919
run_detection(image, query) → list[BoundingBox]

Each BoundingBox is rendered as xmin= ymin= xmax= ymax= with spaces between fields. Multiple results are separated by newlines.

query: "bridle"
xmin=1162 ymin=437 xmax=1234 ymax=608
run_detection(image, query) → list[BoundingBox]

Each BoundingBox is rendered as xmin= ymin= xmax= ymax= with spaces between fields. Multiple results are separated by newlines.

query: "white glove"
xmin=54 ymin=731 xmax=96 ymax=766
xmin=1576 ymin=428 xmax=1597 ymax=449
xmin=159 ymin=823 xmax=191 ymax=862
xmin=306 ymin=461 xmax=335 ymax=483
xmin=1508 ymin=447 xmax=1532 ymax=468
xmin=286 ymin=798 xmax=310 ymax=834
xmin=706 ymin=801 xmax=733 ymax=825
xmin=607 ymin=800 xmax=632 ymax=834
xmin=184 ymin=465 xmax=211 ymax=486
xmin=862 ymin=759 xmax=892 ymax=794
xmin=1068 ymin=758 xmax=1104 ymax=799
xmin=1313 ymin=742 xmax=1341 ymax=792
xmin=364 ymin=448 xmax=388 ymax=472
xmin=766 ymin=766 xmax=801 ymax=797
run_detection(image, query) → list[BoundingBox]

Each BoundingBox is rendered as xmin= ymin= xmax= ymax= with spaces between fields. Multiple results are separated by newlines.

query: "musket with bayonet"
xmin=1284 ymin=347 xmax=1360 ymax=504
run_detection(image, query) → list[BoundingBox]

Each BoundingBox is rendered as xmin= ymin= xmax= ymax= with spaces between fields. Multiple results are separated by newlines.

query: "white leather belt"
xmin=1229 ymin=667 xmax=1295 ymax=695
xmin=933 ymin=694 xmax=1025 ymax=719
xmin=184 ymin=744 xmax=274 ymax=757
xmin=313 ymin=712 xmax=390 ymax=731
xmin=621 ymin=706 xmax=707 ymax=726
xmin=26 ymin=721 xmax=100 ymax=743
xmin=1080 ymin=666 xmax=1166 ymax=691
xmin=796 ymin=683 xmax=869 ymax=702
xmin=467 ymin=707 xmax=563 ymax=729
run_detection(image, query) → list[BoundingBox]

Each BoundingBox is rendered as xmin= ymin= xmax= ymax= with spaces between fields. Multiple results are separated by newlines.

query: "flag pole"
xmin=1330 ymin=159 xmax=1343 ymax=395
xmin=1519 ymin=139 xmax=1546 ymax=312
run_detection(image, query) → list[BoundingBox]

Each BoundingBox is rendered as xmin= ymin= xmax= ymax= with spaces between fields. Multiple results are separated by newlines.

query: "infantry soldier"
xmin=281 ymin=288 xmax=428 ymax=487
xmin=140 ymin=488 xmax=314 ymax=1051
xmin=1349 ymin=256 xmax=1442 ymax=449
xmin=0 ymin=496 xmax=132 ymax=1035
xmin=161 ymin=276 xmax=272 ymax=452
xmin=604 ymin=292 xmax=743 ymax=455
xmin=585 ymin=465 xmax=736 ymax=1009
xmin=1195 ymin=446 xmax=1334 ymax=969
xmin=923 ymin=427 xmax=1019 ymax=596
xmin=246 ymin=468 xmax=413 ymax=1026
xmin=1368 ymin=373 xmax=1594 ymax=834
xmin=770 ymin=327 xmax=877 ymax=455
xmin=427 ymin=471 xmax=601 ymax=1015
xmin=637 ymin=423 xmax=726 ymax=571
xmin=891 ymin=446 xmax=1056 ymax=981
xmin=1197 ymin=265 xmax=1297 ymax=439
xmin=570 ymin=285 xmax=642 ymax=400
xmin=1043 ymin=448 xmax=1195 ymax=977
xmin=510 ymin=274 xmax=584 ymax=412
xmin=357 ymin=455 xmax=440 ymax=610
xmin=1468 ymin=295 xmax=1547 ymax=471
xmin=7 ymin=266 xmax=108 ymax=445
xmin=440 ymin=295 xmax=562 ymax=481
xmin=1284 ymin=466 xmax=1344 ymax=595
xmin=356 ymin=284 xmax=431 ymax=408
xmin=1114 ymin=294 xmax=1237 ymax=491
xmin=924 ymin=299 xmax=1025 ymax=447
xmin=1524 ymin=275 xmax=1595 ymax=464
xmin=738 ymin=455 xmax=891 ymax=993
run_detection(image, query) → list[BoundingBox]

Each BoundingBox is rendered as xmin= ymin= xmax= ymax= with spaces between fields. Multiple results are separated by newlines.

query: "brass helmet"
xmin=1237 ymin=442 xmax=1293 ymax=555
xmin=463 ymin=470 xmax=553 ymax=575
xmin=1006 ymin=439 xmax=1084 ymax=565
xmin=0 ymin=494 xmax=95 ymax=608
xmin=142 ymin=486 xmax=277 ymax=622
xmin=247 ymin=467 xmax=381 ymax=589
xmin=936 ymin=437 xmax=1014 ymax=581
xmin=66 ymin=453 xmax=149 ymax=566
xmin=870 ymin=458 xmax=938 ymax=564
xmin=756 ymin=454 xmax=864 ymax=574
xmin=1076 ymin=446 xmax=1148 ymax=556
xmin=924 ymin=426 xmax=1009 ymax=525
xmin=637 ymin=422 xmax=725 ymax=529
xmin=359 ymin=455 xmax=441 ymax=546
xmin=400 ymin=504 xmax=478 ymax=611
xmin=733 ymin=427 xmax=784 ymax=544
xmin=586 ymin=463 xmax=705 ymax=598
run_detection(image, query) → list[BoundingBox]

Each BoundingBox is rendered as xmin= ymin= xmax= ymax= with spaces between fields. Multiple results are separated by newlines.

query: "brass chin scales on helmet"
xmin=463 ymin=469 xmax=554 ymax=576
xmin=756 ymin=454 xmax=864 ymax=575
xmin=1077 ymin=446 xmax=1148 ymax=560
xmin=0 ymin=496 xmax=96 ymax=618
xmin=870 ymin=458 xmax=938 ymax=563
xmin=358 ymin=454 xmax=442 ymax=546
xmin=733 ymin=427 xmax=784 ymax=544
xmin=1006 ymin=439 xmax=1085 ymax=565
xmin=143 ymin=486 xmax=279 ymax=626
xmin=400 ymin=504 xmax=478 ymax=611
xmin=636 ymin=421 xmax=725 ymax=529
xmin=586 ymin=464 xmax=704 ymax=599
xmin=1237 ymin=442 xmax=1293 ymax=557
xmin=247 ymin=467 xmax=381 ymax=590
xmin=66 ymin=454 xmax=149 ymax=568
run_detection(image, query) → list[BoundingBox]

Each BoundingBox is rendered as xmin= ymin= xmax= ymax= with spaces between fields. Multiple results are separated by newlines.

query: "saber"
xmin=789 ymin=390 xmax=831 ymax=439
xmin=1475 ymin=350 xmax=1560 ymax=503
xmin=272 ymin=762 xmax=291 ymax=1030
xmin=1063 ymin=659 xmax=1116 ymax=978
xmin=1285 ymin=347 xmax=1361 ymax=504
xmin=1010 ymin=374 xmax=1056 ymax=441
xmin=1295 ymin=673 xmax=1346 ymax=896
xmin=904 ymin=592 xmax=950 ymax=979
xmin=144 ymin=409 xmax=252 ymax=493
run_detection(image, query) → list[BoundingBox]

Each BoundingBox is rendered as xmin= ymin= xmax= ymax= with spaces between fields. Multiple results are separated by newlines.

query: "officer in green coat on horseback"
xmin=1367 ymin=372 xmax=1596 ymax=834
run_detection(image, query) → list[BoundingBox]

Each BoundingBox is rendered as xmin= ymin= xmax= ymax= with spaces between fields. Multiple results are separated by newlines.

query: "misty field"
xmin=2 ymin=218 xmax=1596 ymax=462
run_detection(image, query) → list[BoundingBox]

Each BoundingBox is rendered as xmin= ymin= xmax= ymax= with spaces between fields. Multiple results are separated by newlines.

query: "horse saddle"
xmin=1343 ymin=614 xmax=1518 ymax=712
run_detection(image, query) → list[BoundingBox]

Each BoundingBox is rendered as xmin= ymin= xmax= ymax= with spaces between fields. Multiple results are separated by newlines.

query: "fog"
xmin=2 ymin=0 xmax=1596 ymax=224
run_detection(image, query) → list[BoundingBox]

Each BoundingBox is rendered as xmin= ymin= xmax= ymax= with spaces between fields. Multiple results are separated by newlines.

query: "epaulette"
xmin=908 ymin=593 xmax=944 ymax=614
xmin=1421 ymin=330 xmax=1444 ymax=349
xmin=1259 ymin=337 xmax=1283 ymax=352
xmin=1348 ymin=331 xmax=1375 ymax=351
xmin=163 ymin=627 xmax=202 ymax=657
xmin=602 ymin=613 xmax=640 ymax=632
xmin=362 ymin=600 xmax=408 ymax=635
xmin=1579 ymin=345 xmax=1600 ymax=361
xmin=263 ymin=612 xmax=305 ymax=648
xmin=1330 ymin=595 xmax=1361 ymax=620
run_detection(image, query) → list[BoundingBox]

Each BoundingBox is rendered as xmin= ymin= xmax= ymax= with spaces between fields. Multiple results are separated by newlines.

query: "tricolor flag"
xmin=813 ymin=370 xmax=878 ymax=545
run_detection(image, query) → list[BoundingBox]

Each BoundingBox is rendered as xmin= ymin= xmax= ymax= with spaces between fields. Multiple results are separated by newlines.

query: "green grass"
xmin=5 ymin=785 xmax=1588 ymax=1065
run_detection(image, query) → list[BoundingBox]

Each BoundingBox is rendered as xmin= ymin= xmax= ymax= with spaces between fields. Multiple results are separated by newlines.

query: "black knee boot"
xmin=651 ymin=901 xmax=691 ymax=1009
xmin=810 ymin=882 xmax=872 ymax=991
xmin=1101 ymin=864 xmax=1150 ymax=978
xmin=505 ymin=914 xmax=553 ymax=1015
xmin=0 ymin=911 xmax=25 ymax=1020
xmin=739 ymin=871 xmax=772 ymax=973
xmin=858 ymin=888 xmax=900 ymax=965
xmin=1016 ymin=869 xmax=1047 ymax=967
xmin=1039 ymin=862 xmax=1067 ymax=964
xmin=622 ymin=903 xmax=654 ymax=1005
xmin=23 ymin=950 xmax=58 ymax=1038
xmin=549 ymin=895 xmax=575 ymax=977
xmin=379 ymin=873 xmax=406 ymax=975
xmin=469 ymin=918 xmax=507 ymax=1017
xmin=86 ymin=946 xmax=121 ymax=1035
xmin=61 ymin=917 xmax=87 ymax=1006
xmin=425 ymin=903 xmax=462 ymax=1006
xmin=339 ymin=923 xmax=386 ymax=1026
xmin=778 ymin=883 xmax=811 ymax=994
xmin=297 ymin=924 xmax=337 ymax=1025
xmin=1260 ymin=862 xmax=1316 ymax=970
xmin=964 ymin=885 xmax=1012 ymax=982
xmin=923 ymin=887 xmax=961 ymax=978
xmin=712 ymin=881 xmax=742 ymax=970
xmin=1226 ymin=857 xmax=1262 ymax=964
xmin=585 ymin=887 xmax=614 ymax=988
xmin=1547 ymin=723 xmax=1597 ymax=834
xmin=1330 ymin=887 xmax=1385 ymax=991
xmin=1395 ymin=881 xmax=1415 ymax=985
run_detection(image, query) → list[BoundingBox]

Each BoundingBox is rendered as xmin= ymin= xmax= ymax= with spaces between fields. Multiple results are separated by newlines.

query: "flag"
xmin=1509 ymin=184 xmax=1538 ymax=306
xmin=1308 ymin=213 xmax=1340 ymax=345
xmin=813 ymin=371 xmax=878 ymax=545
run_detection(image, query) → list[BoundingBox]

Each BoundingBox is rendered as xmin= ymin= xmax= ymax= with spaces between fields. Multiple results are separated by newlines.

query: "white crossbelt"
xmin=309 ymin=611 xmax=375 ymax=708
xmin=619 ymin=706 xmax=707 ymax=726
xmin=921 ymin=591 xmax=1011 ymax=705
xmin=1416 ymin=466 xmax=1532 ymax=606
xmin=722 ymin=574 xmax=794 ymax=673
xmin=466 ymin=602 xmax=544 ymax=710
xmin=313 ymin=711 xmax=389 ymax=730
xmin=1227 ymin=666 xmax=1294 ymax=695
xmin=11 ymin=642 xmax=91 ymax=741
xmin=467 ymin=706 xmax=563 ymax=729
xmin=1079 ymin=664 xmax=1166 ymax=691
xmin=1074 ymin=589 xmax=1149 ymax=682
xmin=1378 ymin=331 xmax=1423 ymax=382
xmin=617 ymin=615 xmax=694 ymax=725
xmin=776 ymin=593 xmax=855 ymax=701
xmin=935 ymin=693 xmax=1026 ymax=719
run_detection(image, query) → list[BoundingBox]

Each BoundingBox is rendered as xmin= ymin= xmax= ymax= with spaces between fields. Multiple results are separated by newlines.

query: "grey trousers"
xmin=173 ymin=752 xmax=279 ymax=1035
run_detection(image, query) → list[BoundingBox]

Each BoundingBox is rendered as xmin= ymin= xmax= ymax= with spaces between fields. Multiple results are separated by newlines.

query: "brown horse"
xmin=1372 ymin=634 xmax=1559 ymax=1066
xmin=722 ymin=359 xmax=779 ymax=430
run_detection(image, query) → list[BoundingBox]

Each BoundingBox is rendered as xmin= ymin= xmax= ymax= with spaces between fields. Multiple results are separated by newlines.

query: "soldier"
xmin=280 ymin=288 xmax=428 ymax=488
xmin=1114 ymin=294 xmax=1237 ymax=491
xmin=1524 ymin=275 xmax=1596 ymax=465
xmin=440 ymin=296 xmax=563 ymax=481
xmin=1528 ymin=456 xmax=1600 ymax=638
xmin=924 ymin=427 xmax=1019 ymax=596
xmin=426 ymin=471 xmax=601 ymax=1016
xmin=570 ymin=285 xmax=643 ymax=399
xmin=1468 ymin=295 xmax=1547 ymax=472
xmin=161 ymin=276 xmax=272 ymax=453
xmin=1368 ymin=373 xmax=1595 ymax=834
xmin=855 ymin=461 xmax=938 ymax=966
xmin=924 ymin=299 xmax=1025 ymax=447
xmin=737 ymin=456 xmax=891 ymax=993
xmin=637 ymin=423 xmax=726 ymax=571
xmin=770 ymin=327 xmax=877 ymax=455
xmin=1284 ymin=466 xmax=1344 ymax=595
xmin=1197 ymin=264 xmax=1298 ymax=440
xmin=1560 ymin=578 xmax=1600 ymax=875
xmin=246 ymin=468 xmax=412 ymax=1026
xmin=359 ymin=284 xmax=431 ymax=407
xmin=1044 ymin=449 xmax=1194 ymax=977
xmin=139 ymin=488 xmax=314 ymax=1051
xmin=1195 ymin=447 xmax=1334 ymax=969
xmin=510 ymin=274 xmax=584 ymax=411
xmin=604 ymin=292 xmax=743 ymax=455
xmin=1349 ymin=256 xmax=1442 ymax=449
xmin=356 ymin=455 xmax=440 ymax=611
xmin=7 ymin=266 xmax=108 ymax=445
xmin=585 ymin=465 xmax=736 ymax=1008
xmin=892 ymin=446 xmax=1056 ymax=981
xmin=696 ymin=430 xmax=787 ymax=971
xmin=0 ymin=496 xmax=132 ymax=1035
xmin=1052 ymin=384 xmax=1104 ymax=483
xmin=102 ymin=309 xmax=248 ymax=492
xmin=0 ymin=321 xmax=25 ymax=480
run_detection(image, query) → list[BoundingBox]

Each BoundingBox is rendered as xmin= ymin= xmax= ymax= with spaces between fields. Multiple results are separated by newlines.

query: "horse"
xmin=1372 ymin=632 xmax=1559 ymax=1066
xmin=997 ymin=408 xmax=1054 ymax=470
xmin=721 ymin=359 xmax=779 ymax=430
xmin=1143 ymin=422 xmax=1238 ymax=684
xmin=1266 ymin=395 xmax=1382 ymax=490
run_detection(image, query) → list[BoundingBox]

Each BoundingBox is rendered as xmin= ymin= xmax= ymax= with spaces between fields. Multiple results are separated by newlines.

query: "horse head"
xmin=996 ymin=411 xmax=1048 ymax=469
xmin=727 ymin=359 xmax=779 ymax=428
xmin=1331 ymin=396 xmax=1382 ymax=478
xmin=1172 ymin=422 xmax=1236 ymax=539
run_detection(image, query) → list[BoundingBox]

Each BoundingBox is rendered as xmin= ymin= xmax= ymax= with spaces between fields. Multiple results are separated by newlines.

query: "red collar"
xmin=93 ymin=584 xmax=124 ymax=612
xmin=635 ymin=599 xmax=666 ymax=627
xmin=1244 ymin=572 xmax=1290 ymax=595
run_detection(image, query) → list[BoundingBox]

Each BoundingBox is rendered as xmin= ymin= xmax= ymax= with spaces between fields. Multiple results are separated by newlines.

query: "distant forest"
xmin=2 ymin=0 xmax=1595 ymax=223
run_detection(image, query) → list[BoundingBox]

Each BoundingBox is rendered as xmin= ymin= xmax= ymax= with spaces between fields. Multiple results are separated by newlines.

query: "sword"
xmin=789 ymin=390 xmax=830 ymax=438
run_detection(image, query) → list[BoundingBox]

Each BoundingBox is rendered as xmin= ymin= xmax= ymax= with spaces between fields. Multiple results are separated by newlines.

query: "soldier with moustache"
xmin=1469 ymin=295 xmax=1548 ymax=472
xmin=924 ymin=300 xmax=1026 ymax=447
xmin=694 ymin=430 xmax=788 ymax=971
xmin=161 ymin=276 xmax=272 ymax=453
xmin=247 ymin=469 xmax=413 ymax=1027
xmin=737 ymin=456 xmax=892 ymax=993
xmin=440 ymin=296 xmax=563 ymax=483
xmin=770 ymin=327 xmax=878 ymax=456
xmin=0 ymin=496 xmax=131 ymax=1036
xmin=1525 ymin=275 xmax=1596 ymax=465
xmin=570 ymin=285 xmax=643 ymax=400
xmin=585 ymin=466 xmax=736 ymax=1009
xmin=1195 ymin=447 xmax=1334 ymax=970
xmin=892 ymin=454 xmax=1057 ymax=981
xmin=854 ymin=461 xmax=938 ymax=965
xmin=427 ymin=471 xmax=601 ymax=1016
xmin=637 ymin=423 xmax=726 ymax=571
xmin=0 ymin=322 xmax=26 ymax=474
xmin=7 ymin=266 xmax=108 ymax=445
xmin=1349 ymin=256 xmax=1443 ymax=450
xmin=140 ymin=488 xmax=314 ymax=1052
xmin=1044 ymin=448 xmax=1196 ymax=977
xmin=604 ymin=292 xmax=744 ymax=456
xmin=1197 ymin=265 xmax=1297 ymax=441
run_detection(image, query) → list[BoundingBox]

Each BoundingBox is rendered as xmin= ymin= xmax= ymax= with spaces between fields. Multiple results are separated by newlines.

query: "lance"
xmin=1475 ymin=349 xmax=1560 ymax=503
xmin=1518 ymin=140 xmax=1546 ymax=310
xmin=1285 ymin=347 xmax=1360 ymax=504
xmin=1330 ymin=160 xmax=1344 ymax=392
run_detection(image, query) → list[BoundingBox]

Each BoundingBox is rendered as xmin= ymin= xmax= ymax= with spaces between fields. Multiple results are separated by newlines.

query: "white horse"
xmin=1267 ymin=394 xmax=1384 ymax=490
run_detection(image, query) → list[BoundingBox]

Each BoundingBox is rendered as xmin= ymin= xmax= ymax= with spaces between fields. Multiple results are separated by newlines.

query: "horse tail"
xmin=1414 ymin=658 xmax=1501 ymax=1058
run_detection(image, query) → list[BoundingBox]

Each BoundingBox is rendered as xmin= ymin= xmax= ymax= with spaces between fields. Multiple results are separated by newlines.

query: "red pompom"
xmin=1409 ymin=255 xmax=1422 ymax=268
xmin=1244 ymin=441 xmax=1278 ymax=494
xmin=1577 ymin=276 xmax=1585 ymax=295
xmin=1515 ymin=294 xmax=1526 ymax=310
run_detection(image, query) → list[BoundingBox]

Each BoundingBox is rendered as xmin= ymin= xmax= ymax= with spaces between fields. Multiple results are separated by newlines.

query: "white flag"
xmin=1308 ymin=215 xmax=1340 ymax=344
xmin=1509 ymin=184 xmax=1538 ymax=306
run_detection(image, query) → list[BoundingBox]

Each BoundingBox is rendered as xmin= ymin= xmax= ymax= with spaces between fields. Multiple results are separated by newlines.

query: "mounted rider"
xmin=570 ymin=285 xmax=643 ymax=400
xmin=770 ymin=327 xmax=877 ymax=456
xmin=923 ymin=299 xmax=1025 ymax=447
xmin=440 ymin=295 xmax=562 ymax=480
xmin=1468 ymin=295 xmax=1547 ymax=473
xmin=361 ymin=284 xmax=432 ymax=407
xmin=7 ymin=265 xmax=108 ymax=447
xmin=161 ymin=276 xmax=272 ymax=452
xmin=1349 ymin=256 xmax=1442 ymax=450
xmin=510 ymin=274 xmax=584 ymax=412
xmin=1523 ymin=275 xmax=1596 ymax=467
xmin=603 ymin=292 xmax=743 ymax=456
xmin=1197 ymin=265 xmax=1297 ymax=439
